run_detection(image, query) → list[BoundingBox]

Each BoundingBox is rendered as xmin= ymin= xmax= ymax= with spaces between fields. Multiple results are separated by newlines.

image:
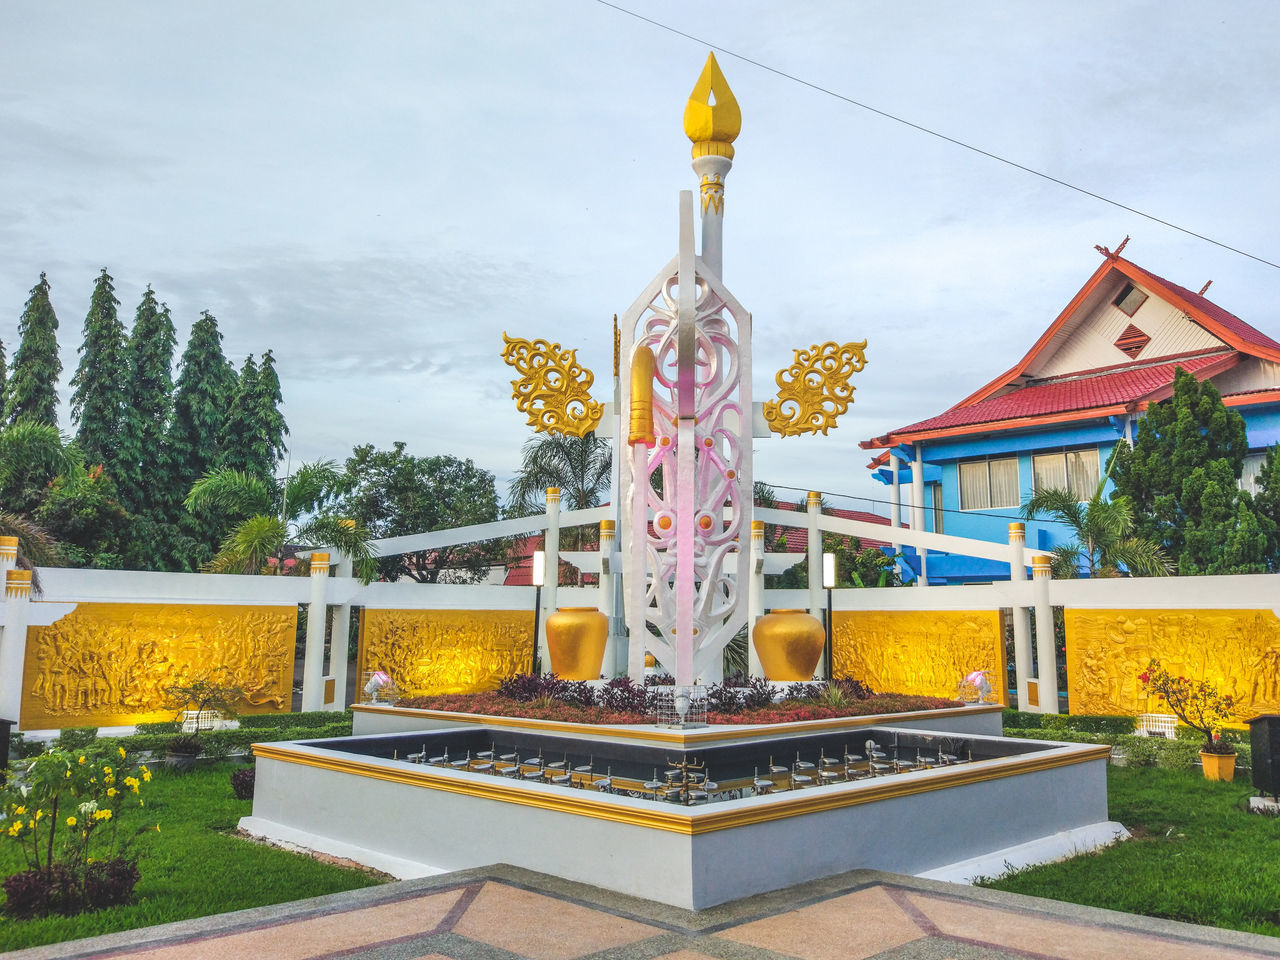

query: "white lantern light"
xmin=532 ymin=550 xmax=546 ymax=588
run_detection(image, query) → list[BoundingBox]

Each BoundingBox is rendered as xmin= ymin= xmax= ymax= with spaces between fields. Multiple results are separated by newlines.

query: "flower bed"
xmin=396 ymin=676 xmax=960 ymax=726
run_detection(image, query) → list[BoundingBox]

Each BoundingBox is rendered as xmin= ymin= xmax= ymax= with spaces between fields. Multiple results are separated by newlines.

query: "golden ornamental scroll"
xmin=21 ymin=602 xmax=295 ymax=729
xmin=358 ymin=609 xmax=535 ymax=697
xmin=831 ymin=610 xmax=1005 ymax=704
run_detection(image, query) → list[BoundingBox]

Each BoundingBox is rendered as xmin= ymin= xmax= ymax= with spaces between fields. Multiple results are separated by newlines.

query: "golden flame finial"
xmin=683 ymin=52 xmax=741 ymax=160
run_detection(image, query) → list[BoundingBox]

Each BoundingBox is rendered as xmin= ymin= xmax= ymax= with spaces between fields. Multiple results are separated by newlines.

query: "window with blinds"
xmin=1032 ymin=448 xmax=1100 ymax=500
xmin=959 ymin=456 xmax=1020 ymax=510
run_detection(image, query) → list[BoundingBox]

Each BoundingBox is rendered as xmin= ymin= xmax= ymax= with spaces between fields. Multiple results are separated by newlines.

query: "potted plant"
xmin=164 ymin=733 xmax=202 ymax=773
xmin=1138 ymin=658 xmax=1238 ymax=781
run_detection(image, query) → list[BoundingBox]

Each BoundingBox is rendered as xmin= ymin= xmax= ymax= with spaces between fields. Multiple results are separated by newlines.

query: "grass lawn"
xmin=0 ymin=761 xmax=386 ymax=953
xmin=979 ymin=766 xmax=1280 ymax=937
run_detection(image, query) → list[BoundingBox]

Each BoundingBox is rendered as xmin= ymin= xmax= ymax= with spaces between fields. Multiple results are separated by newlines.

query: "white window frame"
xmin=1032 ymin=447 xmax=1100 ymax=500
xmin=958 ymin=456 xmax=1019 ymax=511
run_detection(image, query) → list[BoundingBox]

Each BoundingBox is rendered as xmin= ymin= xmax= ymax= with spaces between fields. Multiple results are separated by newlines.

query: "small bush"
xmin=135 ymin=721 xmax=180 ymax=735
xmin=1158 ymin=738 xmax=1202 ymax=771
xmin=166 ymin=734 xmax=202 ymax=757
xmin=82 ymin=858 xmax=141 ymax=911
xmin=231 ymin=766 xmax=256 ymax=800
xmin=1003 ymin=709 xmax=1044 ymax=729
xmin=706 ymin=681 xmax=744 ymax=715
xmin=740 ymin=676 xmax=775 ymax=710
xmin=1114 ymin=735 xmax=1158 ymax=767
xmin=783 ymin=682 xmax=825 ymax=701
xmin=557 ymin=681 xmax=597 ymax=708
xmin=597 ymin=677 xmax=648 ymax=713
xmin=645 ymin=673 xmax=676 ymax=686
xmin=2 ymin=858 xmax=140 ymax=918
xmin=8 ymin=732 xmax=46 ymax=760
xmin=833 ymin=678 xmax=874 ymax=700
xmin=238 ymin=711 xmax=352 ymax=730
xmin=1069 ymin=715 xmax=1134 ymax=735
xmin=55 ymin=726 xmax=98 ymax=749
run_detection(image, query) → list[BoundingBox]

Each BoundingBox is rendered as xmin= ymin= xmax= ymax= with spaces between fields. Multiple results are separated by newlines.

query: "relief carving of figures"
xmin=1065 ymin=609 xmax=1280 ymax=720
xmin=831 ymin=610 xmax=1004 ymax=704
xmin=22 ymin=603 xmax=296 ymax=728
xmin=358 ymin=609 xmax=534 ymax=697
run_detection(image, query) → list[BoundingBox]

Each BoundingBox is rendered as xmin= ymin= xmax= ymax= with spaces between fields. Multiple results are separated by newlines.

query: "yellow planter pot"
xmin=1200 ymin=751 xmax=1236 ymax=782
xmin=752 ymin=609 xmax=825 ymax=681
xmin=545 ymin=607 xmax=609 ymax=681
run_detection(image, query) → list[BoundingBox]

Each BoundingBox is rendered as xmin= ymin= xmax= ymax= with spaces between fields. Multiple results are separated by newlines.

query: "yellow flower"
xmin=13 ymin=806 xmax=25 ymax=816
xmin=78 ymin=756 xmax=86 ymax=765
xmin=105 ymin=775 xmax=115 ymax=785
xmin=103 ymin=766 xmax=112 ymax=775
xmin=107 ymin=788 xmax=117 ymax=798
xmin=65 ymin=771 xmax=71 ymax=779
xmin=94 ymin=810 xmax=112 ymax=821
xmin=118 ymin=747 xmax=126 ymax=759
xmin=35 ymin=810 xmax=43 ymax=820
xmin=66 ymin=816 xmax=77 ymax=827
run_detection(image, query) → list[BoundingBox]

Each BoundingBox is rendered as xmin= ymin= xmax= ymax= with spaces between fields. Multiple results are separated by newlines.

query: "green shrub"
xmin=1156 ymin=738 xmax=1202 ymax=771
xmin=1041 ymin=714 xmax=1070 ymax=733
xmin=8 ymin=733 xmax=47 ymax=760
xmin=135 ymin=721 xmax=180 ymax=736
xmin=1002 ymin=727 xmax=1096 ymax=743
xmin=54 ymin=726 xmax=98 ymax=749
xmin=1069 ymin=715 xmax=1133 ymax=735
xmin=1002 ymin=709 xmax=1043 ymax=729
xmin=1113 ymin=735 xmax=1158 ymax=767
xmin=237 ymin=711 xmax=350 ymax=730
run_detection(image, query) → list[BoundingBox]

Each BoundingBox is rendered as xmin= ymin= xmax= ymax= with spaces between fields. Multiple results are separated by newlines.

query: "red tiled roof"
xmin=889 ymin=353 xmax=1232 ymax=436
xmin=770 ymin=501 xmax=891 ymax=551
xmin=1122 ymin=260 xmax=1280 ymax=356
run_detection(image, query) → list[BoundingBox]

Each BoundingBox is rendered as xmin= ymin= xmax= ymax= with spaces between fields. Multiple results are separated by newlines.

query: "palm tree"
xmin=184 ymin=461 xmax=377 ymax=581
xmin=1020 ymin=480 xmax=1171 ymax=578
xmin=508 ymin=432 xmax=612 ymax=549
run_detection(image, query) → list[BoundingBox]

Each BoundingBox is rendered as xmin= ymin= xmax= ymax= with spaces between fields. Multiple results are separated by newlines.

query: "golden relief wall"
xmin=21 ymin=602 xmax=295 ymax=729
xmin=358 ymin=609 xmax=535 ymax=697
xmin=1066 ymin=609 xmax=1280 ymax=720
xmin=831 ymin=610 xmax=1005 ymax=704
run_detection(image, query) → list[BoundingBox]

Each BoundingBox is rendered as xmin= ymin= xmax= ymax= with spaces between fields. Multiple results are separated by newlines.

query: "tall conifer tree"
xmin=253 ymin=349 xmax=288 ymax=475
xmin=218 ymin=354 xmax=262 ymax=477
xmin=70 ymin=268 xmax=128 ymax=470
xmin=166 ymin=311 xmax=236 ymax=509
xmin=3 ymin=273 xmax=62 ymax=427
xmin=117 ymin=288 xmax=177 ymax=513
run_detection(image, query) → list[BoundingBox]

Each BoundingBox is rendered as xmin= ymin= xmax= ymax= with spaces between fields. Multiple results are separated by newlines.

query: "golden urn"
xmin=752 ymin=609 xmax=825 ymax=681
xmin=545 ymin=606 xmax=609 ymax=681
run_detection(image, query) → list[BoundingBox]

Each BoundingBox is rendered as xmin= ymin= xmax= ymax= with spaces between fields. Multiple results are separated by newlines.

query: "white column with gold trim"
xmin=301 ymin=552 xmax=330 ymax=711
xmin=1 ymin=568 xmax=33 ymax=726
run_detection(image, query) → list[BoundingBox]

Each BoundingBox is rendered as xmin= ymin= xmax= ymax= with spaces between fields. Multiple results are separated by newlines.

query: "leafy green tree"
xmin=34 ymin=462 xmax=131 ymax=569
xmin=341 ymin=443 xmax=502 ymax=583
xmin=1109 ymin=368 xmax=1250 ymax=562
xmin=117 ymin=289 xmax=176 ymax=515
xmin=185 ymin=461 xmax=376 ymax=581
xmin=0 ymin=335 xmax=7 ymax=407
xmin=69 ymin=268 xmax=129 ymax=470
xmin=166 ymin=311 xmax=236 ymax=562
xmin=1253 ymin=445 xmax=1280 ymax=568
xmin=3 ymin=273 xmax=62 ymax=427
xmin=1021 ymin=482 xmax=1171 ymax=578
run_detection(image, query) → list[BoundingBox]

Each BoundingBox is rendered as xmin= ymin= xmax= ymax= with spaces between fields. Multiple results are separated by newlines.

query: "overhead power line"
xmin=595 ymin=0 xmax=1280 ymax=272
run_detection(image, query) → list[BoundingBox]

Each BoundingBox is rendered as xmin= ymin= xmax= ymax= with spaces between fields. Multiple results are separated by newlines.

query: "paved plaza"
xmin=12 ymin=865 xmax=1280 ymax=960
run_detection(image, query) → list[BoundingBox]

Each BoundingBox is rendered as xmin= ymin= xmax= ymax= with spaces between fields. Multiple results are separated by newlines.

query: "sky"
xmin=3 ymin=2 xmax=1279 ymax=517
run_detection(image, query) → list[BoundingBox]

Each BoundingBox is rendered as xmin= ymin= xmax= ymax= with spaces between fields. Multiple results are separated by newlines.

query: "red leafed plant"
xmin=1138 ymin=658 xmax=1237 ymax=754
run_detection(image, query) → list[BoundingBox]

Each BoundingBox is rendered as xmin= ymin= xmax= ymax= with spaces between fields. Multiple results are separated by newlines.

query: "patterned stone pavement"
xmin=10 ymin=866 xmax=1280 ymax=960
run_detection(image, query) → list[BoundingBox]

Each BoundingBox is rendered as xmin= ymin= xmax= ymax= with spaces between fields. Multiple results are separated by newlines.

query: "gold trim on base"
xmin=254 ymin=740 xmax=1109 ymax=836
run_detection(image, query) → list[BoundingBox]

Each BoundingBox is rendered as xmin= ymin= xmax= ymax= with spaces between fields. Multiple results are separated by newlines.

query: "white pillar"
xmin=692 ymin=153 xmax=732 ymax=278
xmin=599 ymin=520 xmax=618 ymax=677
xmin=912 ymin=445 xmax=928 ymax=586
xmin=748 ymin=519 xmax=765 ymax=678
xmin=0 ymin=537 xmax=15 ymax=700
xmin=1008 ymin=523 xmax=1033 ymax=711
xmin=540 ymin=487 xmax=561 ymax=675
xmin=301 ymin=552 xmax=330 ymax=712
xmin=1032 ymin=554 xmax=1059 ymax=714
xmin=329 ymin=554 xmax=353 ymax=710
xmin=806 ymin=491 xmax=823 ymax=677
xmin=1 ymin=568 xmax=33 ymax=727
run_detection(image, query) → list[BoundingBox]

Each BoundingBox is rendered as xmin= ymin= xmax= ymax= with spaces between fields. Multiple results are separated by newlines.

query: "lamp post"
xmin=531 ymin=550 xmax=546 ymax=676
xmin=822 ymin=552 xmax=836 ymax=681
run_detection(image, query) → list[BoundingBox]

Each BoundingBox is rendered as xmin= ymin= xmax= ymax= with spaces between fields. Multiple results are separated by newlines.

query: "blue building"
xmin=861 ymin=243 xmax=1280 ymax=584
